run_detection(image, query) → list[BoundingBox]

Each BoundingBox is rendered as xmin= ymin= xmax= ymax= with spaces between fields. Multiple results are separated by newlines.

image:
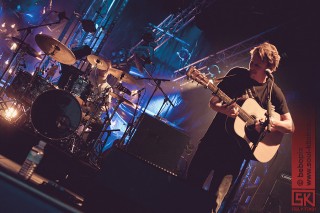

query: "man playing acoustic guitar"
xmin=186 ymin=42 xmax=295 ymax=213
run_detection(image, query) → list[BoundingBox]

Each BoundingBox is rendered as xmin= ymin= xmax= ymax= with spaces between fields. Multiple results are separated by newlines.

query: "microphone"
xmin=131 ymin=87 xmax=145 ymax=96
xmin=265 ymin=69 xmax=274 ymax=79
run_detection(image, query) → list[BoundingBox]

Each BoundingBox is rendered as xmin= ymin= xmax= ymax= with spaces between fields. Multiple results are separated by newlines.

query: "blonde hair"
xmin=250 ymin=42 xmax=281 ymax=72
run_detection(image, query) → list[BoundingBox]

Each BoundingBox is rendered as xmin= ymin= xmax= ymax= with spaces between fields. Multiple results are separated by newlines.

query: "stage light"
xmin=4 ymin=107 xmax=18 ymax=121
xmin=11 ymin=24 xmax=15 ymax=28
xmin=1 ymin=23 xmax=5 ymax=28
xmin=11 ymin=43 xmax=17 ymax=50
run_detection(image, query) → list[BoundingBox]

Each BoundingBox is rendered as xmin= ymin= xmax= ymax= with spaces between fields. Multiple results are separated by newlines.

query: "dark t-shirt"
xmin=201 ymin=67 xmax=289 ymax=159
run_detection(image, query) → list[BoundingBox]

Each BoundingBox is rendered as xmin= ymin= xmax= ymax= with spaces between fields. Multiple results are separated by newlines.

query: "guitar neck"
xmin=208 ymin=83 xmax=255 ymax=124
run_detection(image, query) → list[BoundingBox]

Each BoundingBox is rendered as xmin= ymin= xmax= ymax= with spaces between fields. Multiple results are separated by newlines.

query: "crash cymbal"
xmin=12 ymin=37 xmax=41 ymax=58
xmin=109 ymin=92 xmax=135 ymax=108
xmin=87 ymin=55 xmax=111 ymax=70
xmin=108 ymin=67 xmax=140 ymax=85
xmin=35 ymin=34 xmax=76 ymax=65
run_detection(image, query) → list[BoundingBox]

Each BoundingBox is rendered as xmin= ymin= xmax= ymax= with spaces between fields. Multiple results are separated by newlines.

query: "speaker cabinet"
xmin=126 ymin=114 xmax=190 ymax=173
xmin=83 ymin=148 xmax=212 ymax=213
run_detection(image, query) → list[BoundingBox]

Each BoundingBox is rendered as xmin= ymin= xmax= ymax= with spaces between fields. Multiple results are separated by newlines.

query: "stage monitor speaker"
xmin=83 ymin=147 xmax=212 ymax=213
xmin=126 ymin=114 xmax=190 ymax=173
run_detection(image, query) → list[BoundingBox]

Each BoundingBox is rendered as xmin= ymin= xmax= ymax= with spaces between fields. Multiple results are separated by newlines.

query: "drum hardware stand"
xmin=79 ymin=87 xmax=111 ymax=138
xmin=118 ymin=90 xmax=143 ymax=147
xmin=66 ymin=87 xmax=110 ymax=156
xmin=88 ymin=93 xmax=125 ymax=169
xmin=64 ymin=75 xmax=73 ymax=91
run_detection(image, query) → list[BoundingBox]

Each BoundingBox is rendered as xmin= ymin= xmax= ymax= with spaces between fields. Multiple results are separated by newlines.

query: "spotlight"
xmin=4 ymin=107 xmax=18 ymax=121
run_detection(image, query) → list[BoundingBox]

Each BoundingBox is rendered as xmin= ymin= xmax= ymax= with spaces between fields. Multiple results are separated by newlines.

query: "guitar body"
xmin=233 ymin=98 xmax=283 ymax=163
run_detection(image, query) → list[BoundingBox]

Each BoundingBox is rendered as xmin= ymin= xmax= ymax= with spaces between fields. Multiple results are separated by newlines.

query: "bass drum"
xmin=31 ymin=89 xmax=82 ymax=140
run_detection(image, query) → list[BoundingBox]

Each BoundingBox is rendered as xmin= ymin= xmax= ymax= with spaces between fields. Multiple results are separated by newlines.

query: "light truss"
xmin=128 ymin=0 xmax=212 ymax=60
xmin=173 ymin=26 xmax=279 ymax=84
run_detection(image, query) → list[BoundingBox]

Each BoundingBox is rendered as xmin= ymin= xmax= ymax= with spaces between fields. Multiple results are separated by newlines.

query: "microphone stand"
xmin=266 ymin=77 xmax=274 ymax=132
xmin=137 ymin=77 xmax=175 ymax=116
xmin=221 ymin=77 xmax=275 ymax=213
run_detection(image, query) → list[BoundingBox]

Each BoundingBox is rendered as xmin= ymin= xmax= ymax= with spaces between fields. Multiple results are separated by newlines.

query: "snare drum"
xmin=27 ymin=75 xmax=55 ymax=104
xmin=31 ymin=89 xmax=82 ymax=140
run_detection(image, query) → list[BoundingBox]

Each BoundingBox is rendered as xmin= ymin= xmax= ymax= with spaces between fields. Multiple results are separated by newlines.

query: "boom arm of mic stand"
xmin=137 ymin=77 xmax=175 ymax=108
xmin=17 ymin=20 xmax=61 ymax=32
xmin=154 ymin=79 xmax=174 ymax=108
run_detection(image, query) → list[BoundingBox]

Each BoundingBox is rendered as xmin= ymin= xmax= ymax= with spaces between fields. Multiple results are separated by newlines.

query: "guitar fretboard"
xmin=208 ymin=83 xmax=255 ymax=124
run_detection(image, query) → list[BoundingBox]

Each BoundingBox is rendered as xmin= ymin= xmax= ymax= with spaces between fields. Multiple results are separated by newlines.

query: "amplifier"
xmin=126 ymin=114 xmax=190 ymax=174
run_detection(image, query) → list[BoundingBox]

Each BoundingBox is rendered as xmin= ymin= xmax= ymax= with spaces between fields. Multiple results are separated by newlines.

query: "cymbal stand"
xmin=118 ymin=90 xmax=144 ymax=147
xmin=79 ymin=87 xmax=111 ymax=139
xmin=88 ymin=95 xmax=123 ymax=169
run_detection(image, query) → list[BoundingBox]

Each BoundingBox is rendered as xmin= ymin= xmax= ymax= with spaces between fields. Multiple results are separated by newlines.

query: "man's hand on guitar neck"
xmin=209 ymin=96 xmax=240 ymax=118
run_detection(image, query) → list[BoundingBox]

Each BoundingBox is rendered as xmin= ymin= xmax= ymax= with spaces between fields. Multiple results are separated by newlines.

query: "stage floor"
xmin=0 ymin=116 xmax=98 ymax=212
xmin=0 ymin=116 xmax=213 ymax=213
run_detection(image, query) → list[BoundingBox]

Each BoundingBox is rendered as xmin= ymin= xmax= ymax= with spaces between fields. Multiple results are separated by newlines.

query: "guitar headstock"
xmin=186 ymin=66 xmax=211 ymax=87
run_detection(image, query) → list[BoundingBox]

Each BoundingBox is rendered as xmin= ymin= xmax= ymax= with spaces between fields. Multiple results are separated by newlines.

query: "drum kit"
xmin=2 ymin=34 xmax=141 ymax=163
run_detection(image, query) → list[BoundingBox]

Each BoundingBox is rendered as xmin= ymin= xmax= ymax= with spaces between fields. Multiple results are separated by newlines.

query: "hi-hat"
xmin=35 ymin=34 xmax=76 ymax=65
xmin=12 ymin=37 xmax=41 ymax=58
xmin=87 ymin=55 xmax=111 ymax=70
xmin=109 ymin=92 xmax=135 ymax=108
xmin=108 ymin=67 xmax=140 ymax=85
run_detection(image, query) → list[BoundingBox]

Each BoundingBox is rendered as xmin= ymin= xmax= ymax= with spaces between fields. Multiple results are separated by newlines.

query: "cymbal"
xmin=109 ymin=92 xmax=135 ymax=108
xmin=12 ymin=37 xmax=41 ymax=58
xmin=108 ymin=67 xmax=140 ymax=85
xmin=87 ymin=55 xmax=111 ymax=70
xmin=35 ymin=34 xmax=76 ymax=65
